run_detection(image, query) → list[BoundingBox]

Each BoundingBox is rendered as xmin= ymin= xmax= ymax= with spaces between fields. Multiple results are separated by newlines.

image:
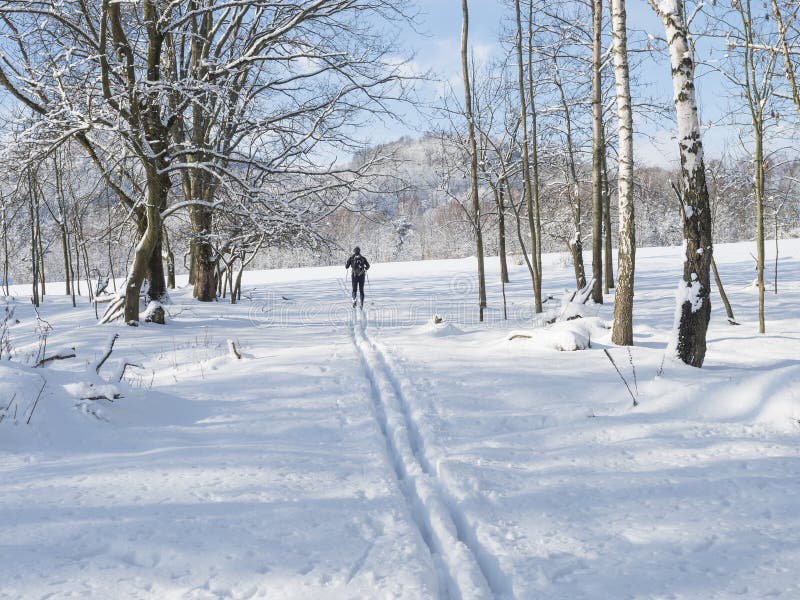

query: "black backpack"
xmin=352 ymin=255 xmax=367 ymax=277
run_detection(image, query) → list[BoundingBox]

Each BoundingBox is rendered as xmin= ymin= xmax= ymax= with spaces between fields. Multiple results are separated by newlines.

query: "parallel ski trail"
xmin=365 ymin=329 xmax=513 ymax=599
xmin=351 ymin=310 xmax=496 ymax=600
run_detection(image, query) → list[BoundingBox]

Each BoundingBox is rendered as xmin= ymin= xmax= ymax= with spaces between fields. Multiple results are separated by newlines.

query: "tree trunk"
xmin=734 ymin=0 xmax=773 ymax=332
xmin=515 ymin=0 xmax=542 ymax=312
xmin=60 ymin=225 xmax=71 ymax=299
xmin=652 ymin=0 xmax=713 ymax=367
xmin=188 ymin=246 xmax=196 ymax=286
xmin=755 ymin=129 xmax=765 ymax=333
xmin=461 ymin=0 xmax=487 ymax=320
xmin=163 ymin=226 xmax=176 ymax=289
xmin=568 ymin=240 xmax=586 ymax=290
xmin=497 ymin=186 xmax=510 ymax=284
xmin=611 ymin=0 xmax=636 ymax=345
xmin=774 ymin=210 xmax=779 ymax=294
xmin=191 ymin=205 xmax=217 ymax=301
xmin=36 ymin=197 xmax=45 ymax=297
xmin=106 ymin=193 xmax=117 ymax=293
xmin=234 ymin=257 xmax=246 ymax=302
xmin=527 ymin=0 xmax=543 ymax=301
xmin=124 ymin=171 xmax=168 ymax=324
xmin=590 ymin=0 xmax=604 ymax=303
xmin=28 ymin=174 xmax=39 ymax=307
xmin=80 ymin=229 xmax=94 ymax=304
xmin=711 ymin=256 xmax=735 ymax=322
xmin=553 ymin=61 xmax=586 ymax=290
xmin=69 ymin=226 xmax=77 ymax=303
xmin=601 ymin=124 xmax=614 ymax=293
xmin=770 ymin=0 xmax=800 ymax=120
xmin=505 ymin=173 xmax=540 ymax=305
xmin=147 ymin=231 xmax=167 ymax=303
xmin=1 ymin=204 xmax=9 ymax=296
xmin=73 ymin=210 xmax=82 ymax=297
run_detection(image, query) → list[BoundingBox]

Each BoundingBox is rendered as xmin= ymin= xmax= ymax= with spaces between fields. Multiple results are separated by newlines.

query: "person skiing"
xmin=345 ymin=246 xmax=370 ymax=308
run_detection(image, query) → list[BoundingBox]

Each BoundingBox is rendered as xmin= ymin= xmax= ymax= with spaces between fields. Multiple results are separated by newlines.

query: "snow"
xmin=418 ymin=316 xmax=464 ymax=337
xmin=2 ymin=239 xmax=800 ymax=599
xmin=506 ymin=317 xmax=609 ymax=352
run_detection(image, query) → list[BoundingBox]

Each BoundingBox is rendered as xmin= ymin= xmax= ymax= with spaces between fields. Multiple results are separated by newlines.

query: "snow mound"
xmin=418 ymin=315 xmax=463 ymax=337
xmin=641 ymin=359 xmax=800 ymax=432
xmin=63 ymin=381 xmax=120 ymax=400
xmin=507 ymin=316 xmax=610 ymax=351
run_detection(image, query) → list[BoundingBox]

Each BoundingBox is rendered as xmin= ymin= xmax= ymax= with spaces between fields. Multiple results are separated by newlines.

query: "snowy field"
xmin=1 ymin=240 xmax=799 ymax=599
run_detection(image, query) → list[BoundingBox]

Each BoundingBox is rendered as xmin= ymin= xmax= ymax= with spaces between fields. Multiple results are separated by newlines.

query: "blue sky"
xmin=375 ymin=0 xmax=798 ymax=167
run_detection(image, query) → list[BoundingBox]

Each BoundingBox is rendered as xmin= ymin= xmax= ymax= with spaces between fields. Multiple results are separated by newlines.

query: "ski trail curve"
xmin=351 ymin=311 xmax=496 ymax=600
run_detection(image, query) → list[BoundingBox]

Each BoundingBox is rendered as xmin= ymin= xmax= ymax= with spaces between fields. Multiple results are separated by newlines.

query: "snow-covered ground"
xmin=1 ymin=240 xmax=799 ymax=599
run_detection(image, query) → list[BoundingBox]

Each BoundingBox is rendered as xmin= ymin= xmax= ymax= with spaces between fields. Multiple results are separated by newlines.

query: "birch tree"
xmin=611 ymin=0 xmax=636 ymax=345
xmin=649 ymin=0 xmax=714 ymax=367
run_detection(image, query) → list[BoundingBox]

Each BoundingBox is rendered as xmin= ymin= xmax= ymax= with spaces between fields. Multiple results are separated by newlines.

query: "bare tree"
xmin=650 ymin=0 xmax=714 ymax=367
xmin=601 ymin=121 xmax=615 ymax=294
xmin=513 ymin=0 xmax=544 ymax=312
xmin=769 ymin=0 xmax=800 ymax=120
xmin=0 ymin=1 xmax=415 ymax=322
xmin=590 ymin=0 xmax=605 ymax=303
xmin=706 ymin=159 xmax=739 ymax=323
xmin=461 ymin=0 xmax=488 ymax=320
xmin=611 ymin=0 xmax=636 ymax=345
xmin=549 ymin=57 xmax=588 ymax=290
xmin=721 ymin=0 xmax=778 ymax=333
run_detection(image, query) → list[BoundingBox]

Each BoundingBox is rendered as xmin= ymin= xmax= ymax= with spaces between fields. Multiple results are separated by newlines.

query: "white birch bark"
xmin=650 ymin=0 xmax=714 ymax=367
xmin=611 ymin=0 xmax=636 ymax=346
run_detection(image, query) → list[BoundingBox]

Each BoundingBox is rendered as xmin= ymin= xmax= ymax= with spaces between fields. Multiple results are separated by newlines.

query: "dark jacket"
xmin=346 ymin=253 xmax=370 ymax=277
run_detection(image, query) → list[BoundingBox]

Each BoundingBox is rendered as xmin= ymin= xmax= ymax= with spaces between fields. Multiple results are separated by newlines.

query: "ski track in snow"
xmin=2 ymin=240 xmax=800 ymax=598
xmin=351 ymin=309 xmax=500 ymax=600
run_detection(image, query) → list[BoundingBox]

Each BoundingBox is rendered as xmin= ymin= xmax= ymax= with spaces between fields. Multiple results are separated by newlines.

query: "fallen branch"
xmin=116 ymin=361 xmax=144 ymax=382
xmin=99 ymin=296 xmax=125 ymax=325
xmin=95 ymin=333 xmax=119 ymax=375
xmin=551 ymin=279 xmax=597 ymax=324
xmin=627 ymin=347 xmax=639 ymax=398
xmin=227 ymin=339 xmax=242 ymax=360
xmin=573 ymin=278 xmax=595 ymax=305
xmin=81 ymin=393 xmax=122 ymax=401
xmin=34 ymin=349 xmax=76 ymax=368
xmin=0 ymin=392 xmax=16 ymax=424
xmin=26 ymin=380 xmax=47 ymax=425
xmin=603 ymin=348 xmax=639 ymax=407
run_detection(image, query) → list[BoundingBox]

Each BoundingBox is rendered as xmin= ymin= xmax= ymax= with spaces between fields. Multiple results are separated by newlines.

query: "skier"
xmin=345 ymin=246 xmax=370 ymax=308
